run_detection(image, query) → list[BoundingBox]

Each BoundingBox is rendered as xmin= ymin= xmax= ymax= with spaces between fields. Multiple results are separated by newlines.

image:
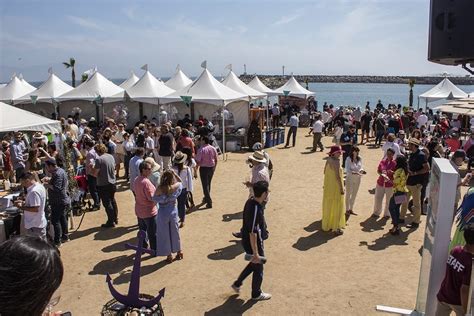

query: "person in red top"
xmin=439 ymin=116 xmax=450 ymax=135
xmin=133 ymin=160 xmax=158 ymax=252
xmin=176 ymin=129 xmax=195 ymax=156
xmin=436 ymin=228 xmax=474 ymax=315
xmin=372 ymin=148 xmax=396 ymax=218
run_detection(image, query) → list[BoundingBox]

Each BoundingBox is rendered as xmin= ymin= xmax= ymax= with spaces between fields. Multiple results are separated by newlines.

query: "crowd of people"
xmin=3 ymin=97 xmax=474 ymax=314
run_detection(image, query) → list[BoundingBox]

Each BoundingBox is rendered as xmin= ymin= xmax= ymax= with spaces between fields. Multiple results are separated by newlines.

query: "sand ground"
xmin=55 ymin=128 xmax=451 ymax=315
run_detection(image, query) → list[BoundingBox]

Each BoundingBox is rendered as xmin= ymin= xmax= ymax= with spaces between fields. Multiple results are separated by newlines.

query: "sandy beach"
xmin=54 ymin=128 xmax=451 ymax=315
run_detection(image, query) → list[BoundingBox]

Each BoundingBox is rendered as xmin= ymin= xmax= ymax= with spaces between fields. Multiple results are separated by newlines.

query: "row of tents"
xmin=0 ymin=65 xmax=315 ymax=129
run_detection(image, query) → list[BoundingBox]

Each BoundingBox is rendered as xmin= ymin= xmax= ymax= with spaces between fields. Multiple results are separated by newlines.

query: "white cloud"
xmin=272 ymin=11 xmax=304 ymax=26
xmin=66 ymin=15 xmax=103 ymax=30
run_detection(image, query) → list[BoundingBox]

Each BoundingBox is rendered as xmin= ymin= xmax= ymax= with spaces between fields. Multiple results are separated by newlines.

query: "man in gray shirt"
xmin=92 ymin=143 xmax=118 ymax=228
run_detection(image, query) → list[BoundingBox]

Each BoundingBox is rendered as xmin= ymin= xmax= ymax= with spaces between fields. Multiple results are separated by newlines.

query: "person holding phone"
xmin=231 ymin=181 xmax=271 ymax=301
xmin=372 ymin=148 xmax=396 ymax=219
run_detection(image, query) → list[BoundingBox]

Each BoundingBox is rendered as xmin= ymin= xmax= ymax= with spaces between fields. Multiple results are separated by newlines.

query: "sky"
xmin=0 ymin=0 xmax=467 ymax=82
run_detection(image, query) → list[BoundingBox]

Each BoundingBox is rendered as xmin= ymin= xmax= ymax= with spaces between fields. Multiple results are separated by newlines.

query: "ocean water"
xmin=307 ymin=82 xmax=474 ymax=109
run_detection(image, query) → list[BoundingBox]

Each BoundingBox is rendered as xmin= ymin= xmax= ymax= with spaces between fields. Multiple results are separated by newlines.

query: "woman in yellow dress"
xmin=322 ymin=145 xmax=346 ymax=235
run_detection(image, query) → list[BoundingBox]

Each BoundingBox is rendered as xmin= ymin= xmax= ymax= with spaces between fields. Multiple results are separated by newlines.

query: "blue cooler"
xmin=264 ymin=130 xmax=274 ymax=148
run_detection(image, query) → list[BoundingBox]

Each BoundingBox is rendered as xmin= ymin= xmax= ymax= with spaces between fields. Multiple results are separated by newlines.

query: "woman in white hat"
xmin=244 ymin=151 xmax=270 ymax=197
xmin=172 ymin=151 xmax=193 ymax=228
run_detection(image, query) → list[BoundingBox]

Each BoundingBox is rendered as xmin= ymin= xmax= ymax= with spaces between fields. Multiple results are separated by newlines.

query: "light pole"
xmin=282 ymin=65 xmax=285 ymax=77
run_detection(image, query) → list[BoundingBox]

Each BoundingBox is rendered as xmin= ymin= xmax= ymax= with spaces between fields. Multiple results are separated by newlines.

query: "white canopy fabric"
xmin=247 ymin=76 xmax=277 ymax=95
xmin=165 ymin=68 xmax=193 ymax=91
xmin=433 ymin=98 xmax=474 ymax=115
xmin=161 ymin=68 xmax=249 ymax=106
xmin=106 ymin=70 xmax=175 ymax=104
xmin=0 ymin=101 xmax=61 ymax=133
xmin=0 ymin=76 xmax=36 ymax=103
xmin=0 ymin=84 xmax=6 ymax=88
xmin=119 ymin=71 xmax=139 ymax=90
xmin=14 ymin=73 xmax=73 ymax=104
xmin=273 ymin=76 xmax=315 ymax=99
xmin=57 ymin=71 xmax=124 ymax=101
xmin=419 ymin=78 xmax=468 ymax=102
xmin=20 ymin=77 xmax=36 ymax=92
xmin=221 ymin=71 xmax=266 ymax=99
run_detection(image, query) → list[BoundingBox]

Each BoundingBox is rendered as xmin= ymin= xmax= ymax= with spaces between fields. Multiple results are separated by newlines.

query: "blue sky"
xmin=0 ymin=0 xmax=465 ymax=82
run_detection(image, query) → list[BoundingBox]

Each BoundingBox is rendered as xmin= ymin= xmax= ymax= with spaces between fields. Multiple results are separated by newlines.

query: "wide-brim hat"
xmin=248 ymin=151 xmax=267 ymax=163
xmin=80 ymin=118 xmax=87 ymax=124
xmin=408 ymin=137 xmax=421 ymax=146
xmin=33 ymin=131 xmax=43 ymax=139
xmin=144 ymin=157 xmax=161 ymax=172
xmin=327 ymin=145 xmax=344 ymax=156
xmin=173 ymin=151 xmax=187 ymax=164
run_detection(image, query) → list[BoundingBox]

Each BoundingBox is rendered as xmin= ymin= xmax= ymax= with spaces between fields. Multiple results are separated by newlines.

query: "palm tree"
xmin=81 ymin=73 xmax=88 ymax=83
xmin=63 ymin=57 xmax=76 ymax=87
xmin=408 ymin=79 xmax=416 ymax=107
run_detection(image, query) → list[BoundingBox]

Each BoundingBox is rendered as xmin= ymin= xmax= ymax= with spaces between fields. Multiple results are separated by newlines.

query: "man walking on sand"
xmin=311 ymin=114 xmax=324 ymax=152
xmin=231 ymin=181 xmax=271 ymax=301
xmin=285 ymin=112 xmax=299 ymax=147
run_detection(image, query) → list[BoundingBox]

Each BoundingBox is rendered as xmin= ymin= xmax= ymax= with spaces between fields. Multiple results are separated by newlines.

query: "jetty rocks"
xmin=239 ymin=74 xmax=474 ymax=89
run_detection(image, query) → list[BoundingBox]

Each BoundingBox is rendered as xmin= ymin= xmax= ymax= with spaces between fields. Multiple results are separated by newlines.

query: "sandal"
xmin=334 ymin=229 xmax=344 ymax=236
xmin=175 ymin=252 xmax=183 ymax=260
xmin=166 ymin=255 xmax=173 ymax=263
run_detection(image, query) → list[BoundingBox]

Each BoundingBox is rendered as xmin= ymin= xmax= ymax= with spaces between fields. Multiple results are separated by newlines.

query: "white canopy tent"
xmin=57 ymin=71 xmax=124 ymax=101
xmin=433 ymin=98 xmax=474 ymax=116
xmin=0 ymin=101 xmax=61 ymax=133
xmin=0 ymin=75 xmax=36 ymax=103
xmin=107 ymin=70 xmax=175 ymax=104
xmin=19 ymin=76 xmax=36 ymax=92
xmin=56 ymin=71 xmax=124 ymax=119
xmin=165 ymin=67 xmax=193 ymax=91
xmin=221 ymin=71 xmax=267 ymax=99
xmin=14 ymin=73 xmax=73 ymax=104
xmin=119 ymin=71 xmax=139 ymax=90
xmin=247 ymin=76 xmax=276 ymax=95
xmin=273 ymin=76 xmax=315 ymax=99
xmin=162 ymin=67 xmax=249 ymax=157
xmin=419 ymin=78 xmax=468 ymax=108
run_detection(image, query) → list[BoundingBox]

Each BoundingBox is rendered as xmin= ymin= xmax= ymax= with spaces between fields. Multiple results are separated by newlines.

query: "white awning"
xmin=0 ymin=101 xmax=61 ymax=133
xmin=14 ymin=73 xmax=73 ymax=104
xmin=273 ymin=76 xmax=315 ymax=99
xmin=419 ymin=78 xmax=468 ymax=102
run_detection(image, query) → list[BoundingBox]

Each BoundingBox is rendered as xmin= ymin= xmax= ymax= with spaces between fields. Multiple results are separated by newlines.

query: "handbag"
xmin=394 ymin=192 xmax=408 ymax=205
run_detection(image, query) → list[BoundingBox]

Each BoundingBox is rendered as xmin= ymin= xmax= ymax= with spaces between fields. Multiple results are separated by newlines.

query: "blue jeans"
xmin=389 ymin=192 xmax=404 ymax=226
xmin=177 ymin=188 xmax=188 ymax=223
xmin=138 ymin=215 xmax=157 ymax=252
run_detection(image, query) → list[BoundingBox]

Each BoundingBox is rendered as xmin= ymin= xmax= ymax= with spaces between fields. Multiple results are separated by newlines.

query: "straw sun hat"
xmin=173 ymin=151 xmax=188 ymax=164
xmin=144 ymin=157 xmax=161 ymax=172
xmin=248 ymin=151 xmax=267 ymax=163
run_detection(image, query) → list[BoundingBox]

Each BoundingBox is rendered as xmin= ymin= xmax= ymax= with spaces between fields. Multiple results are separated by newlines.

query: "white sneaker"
xmin=231 ymin=284 xmax=241 ymax=293
xmin=252 ymin=292 xmax=272 ymax=301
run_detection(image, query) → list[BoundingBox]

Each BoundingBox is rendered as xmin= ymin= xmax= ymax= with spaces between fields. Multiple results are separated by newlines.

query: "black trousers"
xmin=234 ymin=262 xmax=264 ymax=298
xmin=285 ymin=126 xmax=297 ymax=147
xmin=341 ymin=145 xmax=353 ymax=168
xmin=97 ymin=184 xmax=118 ymax=224
xmin=87 ymin=175 xmax=100 ymax=207
xmin=199 ymin=167 xmax=215 ymax=205
xmin=50 ymin=203 xmax=68 ymax=244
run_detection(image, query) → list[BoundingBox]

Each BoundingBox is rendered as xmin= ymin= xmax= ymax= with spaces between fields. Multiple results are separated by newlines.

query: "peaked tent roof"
xmin=57 ymin=71 xmax=124 ymax=101
xmin=419 ymin=78 xmax=468 ymax=102
xmin=15 ymin=73 xmax=73 ymax=104
xmin=20 ymin=76 xmax=36 ymax=92
xmin=106 ymin=70 xmax=175 ymax=103
xmin=221 ymin=71 xmax=266 ymax=99
xmin=119 ymin=71 xmax=140 ymax=90
xmin=0 ymin=76 xmax=37 ymax=102
xmin=165 ymin=68 xmax=193 ymax=91
xmin=161 ymin=68 xmax=249 ymax=106
xmin=247 ymin=76 xmax=277 ymax=95
xmin=273 ymin=76 xmax=315 ymax=99
xmin=0 ymin=101 xmax=61 ymax=133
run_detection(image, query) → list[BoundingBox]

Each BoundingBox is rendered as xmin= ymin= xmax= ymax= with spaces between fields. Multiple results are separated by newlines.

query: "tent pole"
xmin=222 ymin=102 xmax=226 ymax=161
xmin=425 ymin=99 xmax=428 ymax=111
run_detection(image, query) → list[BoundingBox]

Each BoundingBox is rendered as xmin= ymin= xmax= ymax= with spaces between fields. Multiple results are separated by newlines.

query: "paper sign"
xmin=180 ymin=95 xmax=192 ymax=107
xmin=283 ymin=90 xmax=290 ymax=96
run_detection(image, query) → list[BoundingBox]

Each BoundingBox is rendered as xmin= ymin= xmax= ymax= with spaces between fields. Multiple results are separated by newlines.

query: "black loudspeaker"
xmin=428 ymin=0 xmax=474 ymax=66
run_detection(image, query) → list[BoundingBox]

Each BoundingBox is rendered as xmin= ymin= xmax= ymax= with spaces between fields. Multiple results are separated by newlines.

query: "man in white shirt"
xmin=321 ymin=110 xmax=331 ymax=135
xmin=382 ymin=133 xmax=402 ymax=158
xmin=14 ymin=172 xmax=47 ymax=238
xmin=144 ymin=131 xmax=155 ymax=157
xmin=113 ymin=124 xmax=126 ymax=178
xmin=311 ymin=114 xmax=325 ymax=152
xmin=284 ymin=112 xmax=299 ymax=147
xmin=271 ymin=104 xmax=280 ymax=128
xmin=417 ymin=111 xmax=428 ymax=128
